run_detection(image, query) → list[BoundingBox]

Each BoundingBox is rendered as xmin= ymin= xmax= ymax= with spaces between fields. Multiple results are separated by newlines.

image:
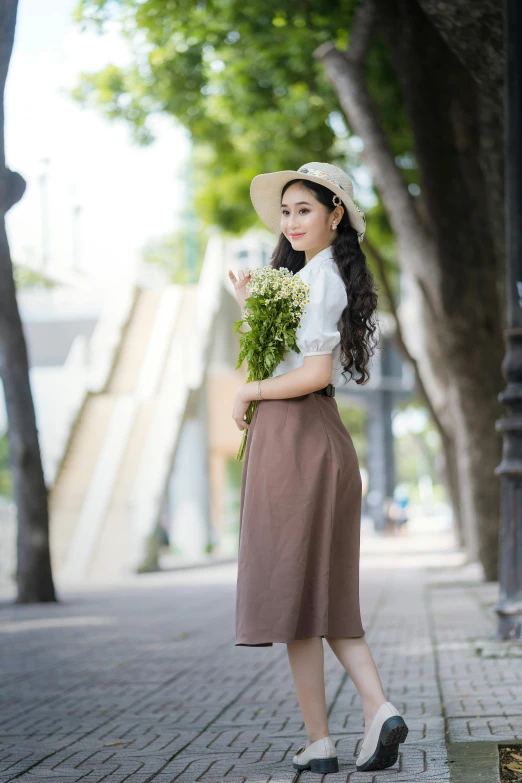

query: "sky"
xmin=5 ymin=0 xmax=191 ymax=290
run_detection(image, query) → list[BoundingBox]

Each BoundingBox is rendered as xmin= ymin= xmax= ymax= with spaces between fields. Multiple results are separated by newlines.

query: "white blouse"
xmin=271 ymin=245 xmax=349 ymax=387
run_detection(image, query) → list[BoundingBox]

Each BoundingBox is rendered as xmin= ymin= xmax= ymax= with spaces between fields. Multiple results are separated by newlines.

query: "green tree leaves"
xmin=72 ymin=0 xmax=412 ymax=236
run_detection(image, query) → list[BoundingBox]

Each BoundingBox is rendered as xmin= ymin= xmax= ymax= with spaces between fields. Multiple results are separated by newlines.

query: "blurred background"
xmin=1 ymin=0 xmax=504 ymax=591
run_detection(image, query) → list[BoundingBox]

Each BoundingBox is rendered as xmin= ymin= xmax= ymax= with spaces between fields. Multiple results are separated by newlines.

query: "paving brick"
xmin=1 ymin=524 xmax=520 ymax=782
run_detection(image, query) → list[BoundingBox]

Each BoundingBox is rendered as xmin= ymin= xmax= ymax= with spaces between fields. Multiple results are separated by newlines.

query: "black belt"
xmin=314 ymin=383 xmax=335 ymax=397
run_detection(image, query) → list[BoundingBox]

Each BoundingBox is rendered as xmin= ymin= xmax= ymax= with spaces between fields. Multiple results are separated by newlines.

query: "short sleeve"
xmin=296 ymin=263 xmax=348 ymax=356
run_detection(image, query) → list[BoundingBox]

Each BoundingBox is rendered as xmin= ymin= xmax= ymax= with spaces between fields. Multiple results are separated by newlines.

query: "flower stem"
xmin=235 ymin=398 xmax=259 ymax=461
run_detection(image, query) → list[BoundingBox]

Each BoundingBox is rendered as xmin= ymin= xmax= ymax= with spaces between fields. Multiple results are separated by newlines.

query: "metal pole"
xmin=493 ymin=0 xmax=522 ymax=642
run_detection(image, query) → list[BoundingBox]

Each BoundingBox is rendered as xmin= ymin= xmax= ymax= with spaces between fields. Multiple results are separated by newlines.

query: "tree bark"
xmin=376 ymin=0 xmax=504 ymax=582
xmin=364 ymin=236 xmax=464 ymax=546
xmin=417 ymin=0 xmax=506 ymax=324
xmin=315 ymin=31 xmax=466 ymax=553
xmin=416 ymin=0 xmax=503 ymax=99
xmin=315 ymin=0 xmax=504 ymax=580
xmin=0 ymin=0 xmax=57 ymax=602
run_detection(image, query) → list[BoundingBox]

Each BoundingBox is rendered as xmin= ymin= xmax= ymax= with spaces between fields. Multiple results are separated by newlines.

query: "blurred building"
xmin=1 ymin=229 xmax=414 ymax=584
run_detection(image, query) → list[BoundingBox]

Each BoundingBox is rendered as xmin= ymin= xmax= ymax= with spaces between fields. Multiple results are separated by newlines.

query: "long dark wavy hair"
xmin=269 ymin=178 xmax=379 ymax=385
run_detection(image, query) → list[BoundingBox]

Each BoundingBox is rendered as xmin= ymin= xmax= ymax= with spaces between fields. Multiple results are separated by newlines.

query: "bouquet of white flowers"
xmin=233 ymin=265 xmax=310 ymax=460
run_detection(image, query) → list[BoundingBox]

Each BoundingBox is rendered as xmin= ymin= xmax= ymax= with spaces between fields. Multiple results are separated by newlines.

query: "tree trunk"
xmin=315 ymin=0 xmax=504 ymax=580
xmin=376 ymin=0 xmax=504 ymax=582
xmin=0 ymin=0 xmax=57 ymax=602
xmin=314 ymin=35 xmax=470 ymax=554
xmin=416 ymin=0 xmax=506 ymax=307
xmin=364 ymin=236 xmax=465 ymax=546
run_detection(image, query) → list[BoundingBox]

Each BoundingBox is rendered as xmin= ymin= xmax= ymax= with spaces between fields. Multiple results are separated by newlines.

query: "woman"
xmin=228 ymin=162 xmax=409 ymax=774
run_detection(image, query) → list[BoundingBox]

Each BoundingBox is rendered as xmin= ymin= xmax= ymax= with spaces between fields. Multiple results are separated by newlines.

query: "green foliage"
xmin=233 ymin=269 xmax=309 ymax=382
xmin=362 ymin=200 xmax=401 ymax=314
xmin=395 ymin=406 xmax=442 ymax=486
xmin=13 ymin=265 xmax=57 ymax=289
xmin=73 ymin=0 xmax=414 ymax=327
xmin=234 ymin=292 xmax=300 ymax=381
xmin=72 ymin=0 xmax=418 ymax=239
xmin=233 ymin=266 xmax=310 ymax=458
xmin=142 ymin=225 xmax=210 ymax=283
xmin=365 ymin=36 xmax=414 ymax=158
xmin=337 ymin=403 xmax=368 ymax=470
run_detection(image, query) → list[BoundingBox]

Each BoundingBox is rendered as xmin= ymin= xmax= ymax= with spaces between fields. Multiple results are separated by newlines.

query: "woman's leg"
xmin=286 ymin=637 xmax=330 ymax=745
xmin=325 ymin=635 xmax=387 ymax=738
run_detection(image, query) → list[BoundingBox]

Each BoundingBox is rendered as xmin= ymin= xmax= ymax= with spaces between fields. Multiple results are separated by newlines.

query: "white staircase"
xmin=49 ymin=232 xmax=227 ymax=581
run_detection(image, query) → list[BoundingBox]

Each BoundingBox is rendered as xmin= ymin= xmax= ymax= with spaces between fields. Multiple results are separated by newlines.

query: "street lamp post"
xmin=494 ymin=0 xmax=522 ymax=642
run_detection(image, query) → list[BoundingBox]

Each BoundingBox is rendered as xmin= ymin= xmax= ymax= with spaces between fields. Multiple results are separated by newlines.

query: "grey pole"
xmin=493 ymin=0 xmax=522 ymax=642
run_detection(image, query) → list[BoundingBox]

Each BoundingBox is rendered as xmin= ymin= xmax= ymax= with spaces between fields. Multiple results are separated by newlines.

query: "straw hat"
xmin=250 ymin=161 xmax=366 ymax=243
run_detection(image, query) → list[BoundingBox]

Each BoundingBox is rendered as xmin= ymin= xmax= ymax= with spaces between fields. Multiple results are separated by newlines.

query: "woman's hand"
xmin=232 ymin=385 xmax=251 ymax=431
xmin=228 ymin=267 xmax=252 ymax=310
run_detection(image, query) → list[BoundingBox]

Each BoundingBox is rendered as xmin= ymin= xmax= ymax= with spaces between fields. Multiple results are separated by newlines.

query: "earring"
xmin=332 ymin=224 xmax=337 ymax=229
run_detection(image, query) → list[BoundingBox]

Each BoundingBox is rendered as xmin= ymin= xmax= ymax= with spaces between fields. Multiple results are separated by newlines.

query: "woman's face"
xmin=280 ymin=182 xmax=342 ymax=261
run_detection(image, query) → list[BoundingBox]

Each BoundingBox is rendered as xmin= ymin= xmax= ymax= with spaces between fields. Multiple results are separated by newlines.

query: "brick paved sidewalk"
xmin=0 ymin=517 xmax=519 ymax=782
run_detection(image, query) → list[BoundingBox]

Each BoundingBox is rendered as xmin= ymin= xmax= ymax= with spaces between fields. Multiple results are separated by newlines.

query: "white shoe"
xmin=293 ymin=735 xmax=339 ymax=774
xmin=355 ymin=701 xmax=408 ymax=772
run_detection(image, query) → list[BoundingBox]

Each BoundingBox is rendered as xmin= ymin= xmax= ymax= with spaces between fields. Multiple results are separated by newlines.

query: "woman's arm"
xmin=238 ymin=354 xmax=332 ymax=403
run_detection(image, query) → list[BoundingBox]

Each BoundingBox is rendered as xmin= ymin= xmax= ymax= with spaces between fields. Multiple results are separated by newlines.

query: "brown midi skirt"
xmin=235 ymin=391 xmax=366 ymax=647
